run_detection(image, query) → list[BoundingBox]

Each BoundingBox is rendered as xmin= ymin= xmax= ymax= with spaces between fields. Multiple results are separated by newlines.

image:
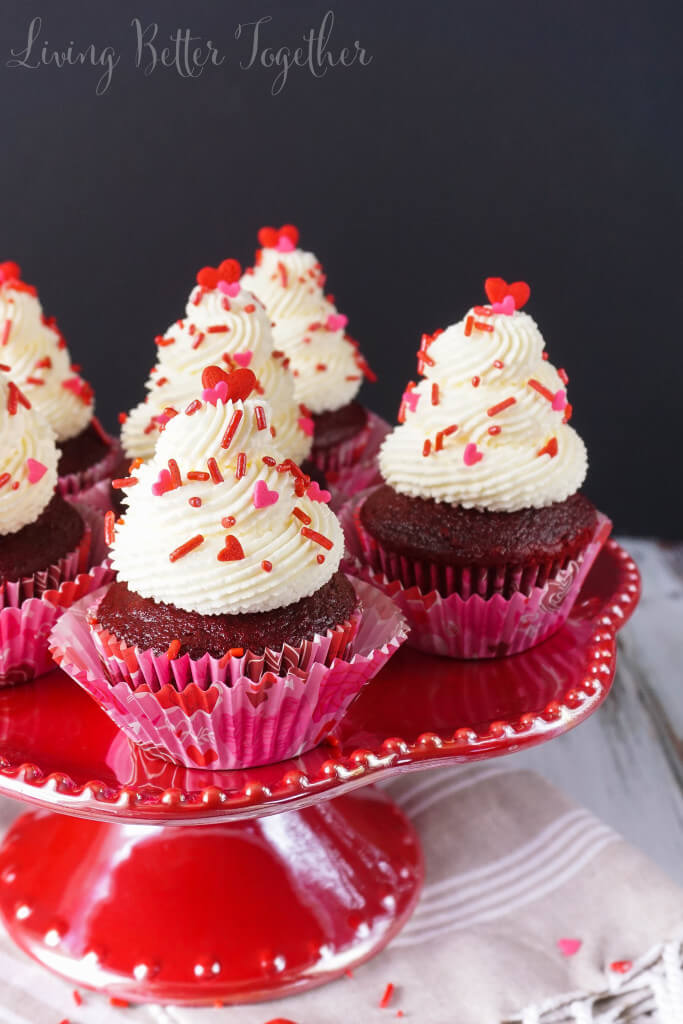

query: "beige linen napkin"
xmin=0 ymin=766 xmax=681 ymax=1024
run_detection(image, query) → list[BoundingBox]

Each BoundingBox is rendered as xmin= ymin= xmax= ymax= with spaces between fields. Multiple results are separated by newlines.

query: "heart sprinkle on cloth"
xmin=0 ymin=769 xmax=681 ymax=1023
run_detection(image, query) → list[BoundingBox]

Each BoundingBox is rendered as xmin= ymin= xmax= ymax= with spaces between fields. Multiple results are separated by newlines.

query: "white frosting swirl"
xmin=0 ymin=369 xmax=58 ymax=535
xmin=243 ymin=246 xmax=369 ymax=414
xmin=380 ymin=308 xmax=587 ymax=512
xmin=111 ymin=390 xmax=344 ymax=615
xmin=0 ymin=280 xmax=93 ymax=442
xmin=121 ymin=281 xmax=311 ymax=464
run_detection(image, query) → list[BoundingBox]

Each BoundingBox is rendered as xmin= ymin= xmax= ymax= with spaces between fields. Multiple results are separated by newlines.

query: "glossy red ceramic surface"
xmin=0 ymin=539 xmax=639 ymax=824
xmin=0 ymin=788 xmax=422 ymax=1005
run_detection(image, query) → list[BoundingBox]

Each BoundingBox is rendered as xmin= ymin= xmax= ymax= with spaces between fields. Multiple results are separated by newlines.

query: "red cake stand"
xmin=0 ymin=539 xmax=639 ymax=1006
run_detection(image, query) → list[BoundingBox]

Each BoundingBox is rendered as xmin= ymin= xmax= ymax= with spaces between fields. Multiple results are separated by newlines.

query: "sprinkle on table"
xmin=169 ymin=534 xmax=204 ymax=562
xmin=379 ymin=982 xmax=395 ymax=1008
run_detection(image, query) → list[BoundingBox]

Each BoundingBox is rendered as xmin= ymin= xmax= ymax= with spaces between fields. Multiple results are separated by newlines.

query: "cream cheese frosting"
xmin=379 ymin=282 xmax=588 ymax=513
xmin=0 ymin=263 xmax=94 ymax=443
xmin=0 ymin=368 xmax=58 ymax=535
xmin=121 ymin=259 xmax=312 ymax=464
xmin=110 ymin=366 xmax=344 ymax=615
xmin=242 ymin=225 xmax=373 ymax=415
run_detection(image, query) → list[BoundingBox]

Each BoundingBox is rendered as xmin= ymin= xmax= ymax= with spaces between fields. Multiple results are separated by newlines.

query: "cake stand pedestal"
xmin=0 ymin=539 xmax=639 ymax=1006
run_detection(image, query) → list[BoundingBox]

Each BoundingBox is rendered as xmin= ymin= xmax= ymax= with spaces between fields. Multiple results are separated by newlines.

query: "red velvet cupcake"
xmin=0 ymin=261 xmax=121 ymax=497
xmin=52 ymin=366 xmax=406 ymax=768
xmin=242 ymin=226 xmax=388 ymax=502
xmin=343 ymin=279 xmax=610 ymax=658
xmin=0 ymin=368 xmax=100 ymax=683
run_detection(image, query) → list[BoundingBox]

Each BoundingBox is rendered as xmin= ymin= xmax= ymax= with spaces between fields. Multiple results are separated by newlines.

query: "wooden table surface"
xmin=0 ymin=537 xmax=680 ymax=884
xmin=511 ymin=537 xmax=683 ymax=885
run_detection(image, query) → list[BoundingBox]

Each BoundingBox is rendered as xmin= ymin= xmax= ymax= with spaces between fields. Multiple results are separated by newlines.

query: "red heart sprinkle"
xmin=218 ymin=258 xmax=242 ymax=283
xmin=201 ymin=365 xmax=231 ymax=390
xmin=258 ymin=226 xmax=279 ymax=248
xmin=196 ymin=266 xmax=219 ymax=289
xmin=484 ymin=277 xmax=531 ymax=310
xmin=225 ymin=368 xmax=256 ymax=401
xmin=278 ymin=224 xmax=300 ymax=246
xmin=218 ymin=535 xmax=244 ymax=561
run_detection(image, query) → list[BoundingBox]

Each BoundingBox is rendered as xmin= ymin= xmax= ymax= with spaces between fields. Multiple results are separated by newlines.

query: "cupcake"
xmin=0 ymin=368 xmax=99 ymax=683
xmin=343 ymin=278 xmax=611 ymax=659
xmin=52 ymin=365 xmax=406 ymax=768
xmin=121 ymin=258 xmax=312 ymax=467
xmin=0 ymin=261 xmax=121 ymax=496
xmin=243 ymin=225 xmax=387 ymax=498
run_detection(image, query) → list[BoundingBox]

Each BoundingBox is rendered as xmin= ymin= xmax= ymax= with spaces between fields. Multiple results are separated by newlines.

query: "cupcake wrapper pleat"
xmin=310 ymin=411 xmax=389 ymax=508
xmin=340 ymin=493 xmax=612 ymax=659
xmin=49 ymin=577 xmax=408 ymax=770
xmin=57 ymin=423 xmax=123 ymax=499
xmin=0 ymin=562 xmax=114 ymax=687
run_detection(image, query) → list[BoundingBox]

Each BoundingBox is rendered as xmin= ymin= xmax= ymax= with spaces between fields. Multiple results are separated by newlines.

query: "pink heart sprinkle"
xmin=403 ymin=389 xmax=420 ymax=413
xmin=201 ymin=380 xmax=228 ymax=406
xmin=276 ymin=237 xmax=295 ymax=253
xmin=326 ymin=313 xmax=348 ymax=332
xmin=491 ymin=295 xmax=516 ymax=316
xmin=26 ymin=458 xmax=47 ymax=483
xmin=463 ymin=442 xmax=483 ymax=466
xmin=298 ymin=415 xmax=314 ymax=437
xmin=233 ymin=350 xmax=253 ymax=368
xmin=217 ymin=280 xmax=240 ymax=298
xmin=152 ymin=411 xmax=171 ymax=426
xmin=307 ymin=480 xmax=331 ymax=504
xmin=552 ymin=389 xmax=567 ymax=411
xmin=253 ymin=479 xmax=279 ymax=509
xmin=152 ymin=468 xmax=173 ymax=496
xmin=557 ymin=938 xmax=582 ymax=957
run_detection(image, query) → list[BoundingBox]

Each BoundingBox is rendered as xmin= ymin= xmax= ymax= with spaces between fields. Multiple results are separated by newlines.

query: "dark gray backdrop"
xmin=2 ymin=0 xmax=680 ymax=536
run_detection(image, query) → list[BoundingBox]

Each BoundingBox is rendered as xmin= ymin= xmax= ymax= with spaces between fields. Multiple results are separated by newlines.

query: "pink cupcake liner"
xmin=311 ymin=411 xmax=390 ymax=508
xmin=76 ymin=476 xmax=118 ymax=516
xmin=57 ymin=419 xmax=124 ymax=500
xmin=49 ymin=577 xmax=408 ymax=770
xmin=340 ymin=492 xmax=612 ymax=659
xmin=0 ymin=546 xmax=115 ymax=687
